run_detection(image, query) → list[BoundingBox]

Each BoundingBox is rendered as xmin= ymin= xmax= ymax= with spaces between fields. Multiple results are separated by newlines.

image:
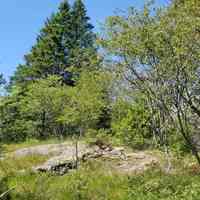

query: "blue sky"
xmin=0 ymin=0 xmax=166 ymax=80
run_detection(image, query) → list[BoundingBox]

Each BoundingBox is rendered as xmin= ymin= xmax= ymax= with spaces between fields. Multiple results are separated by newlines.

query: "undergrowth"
xmin=0 ymin=159 xmax=199 ymax=200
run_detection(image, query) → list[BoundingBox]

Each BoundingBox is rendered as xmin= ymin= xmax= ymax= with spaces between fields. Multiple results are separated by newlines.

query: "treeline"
xmin=0 ymin=0 xmax=110 ymax=142
xmin=1 ymin=0 xmax=200 ymax=164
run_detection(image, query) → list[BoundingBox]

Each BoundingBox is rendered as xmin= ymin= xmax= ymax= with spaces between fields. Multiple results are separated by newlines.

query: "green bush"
xmin=111 ymin=98 xmax=151 ymax=149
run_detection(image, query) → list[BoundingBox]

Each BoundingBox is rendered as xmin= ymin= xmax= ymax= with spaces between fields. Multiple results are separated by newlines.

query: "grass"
xmin=1 ymin=139 xmax=200 ymax=200
xmin=1 ymin=159 xmax=200 ymax=200
xmin=0 ymin=154 xmax=50 ymax=177
xmin=6 ymin=161 xmax=129 ymax=200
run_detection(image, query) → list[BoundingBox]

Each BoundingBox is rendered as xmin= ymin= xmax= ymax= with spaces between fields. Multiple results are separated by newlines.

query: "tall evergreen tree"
xmin=11 ymin=1 xmax=72 ymax=85
xmin=69 ymin=0 xmax=96 ymax=71
xmin=71 ymin=0 xmax=95 ymax=49
xmin=29 ymin=0 xmax=72 ymax=76
xmin=11 ymin=0 xmax=96 ymax=86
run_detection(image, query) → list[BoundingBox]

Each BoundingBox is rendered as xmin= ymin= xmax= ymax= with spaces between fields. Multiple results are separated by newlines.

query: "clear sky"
xmin=0 ymin=0 xmax=166 ymax=80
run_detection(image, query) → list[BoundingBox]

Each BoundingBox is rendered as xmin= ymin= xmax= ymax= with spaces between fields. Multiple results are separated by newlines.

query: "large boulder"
xmin=33 ymin=145 xmax=127 ymax=175
xmin=9 ymin=141 xmax=159 ymax=175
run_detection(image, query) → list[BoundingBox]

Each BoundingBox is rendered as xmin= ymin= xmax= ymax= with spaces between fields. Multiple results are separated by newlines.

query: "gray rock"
xmin=33 ymin=145 xmax=127 ymax=175
xmin=33 ymin=145 xmax=94 ymax=175
xmin=13 ymin=143 xmax=76 ymax=158
xmin=9 ymin=142 xmax=159 ymax=175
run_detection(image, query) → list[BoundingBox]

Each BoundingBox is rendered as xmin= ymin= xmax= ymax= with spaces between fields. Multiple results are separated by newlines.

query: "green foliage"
xmin=1 ymin=76 xmax=68 ymax=141
xmin=59 ymin=70 xmax=111 ymax=134
xmin=1 ymin=0 xmax=100 ymax=142
xmin=19 ymin=76 xmax=69 ymax=138
xmin=0 ymin=87 xmax=29 ymax=143
xmin=11 ymin=0 xmax=96 ymax=86
xmin=69 ymin=0 xmax=96 ymax=72
xmin=24 ymin=1 xmax=72 ymax=78
xmin=85 ymin=128 xmax=114 ymax=146
xmin=101 ymin=0 xmax=200 ymax=161
xmin=1 ymin=66 xmax=109 ymax=142
xmin=2 ymin=1 xmax=200 ymax=199
xmin=111 ymin=97 xmax=151 ymax=148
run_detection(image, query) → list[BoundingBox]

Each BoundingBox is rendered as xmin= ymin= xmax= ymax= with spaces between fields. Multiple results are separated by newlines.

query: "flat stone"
xmin=13 ymin=143 xmax=76 ymax=158
xmin=8 ymin=142 xmax=159 ymax=175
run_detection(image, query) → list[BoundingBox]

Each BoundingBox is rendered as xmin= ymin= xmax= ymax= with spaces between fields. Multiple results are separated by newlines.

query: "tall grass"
xmin=0 ymin=160 xmax=199 ymax=200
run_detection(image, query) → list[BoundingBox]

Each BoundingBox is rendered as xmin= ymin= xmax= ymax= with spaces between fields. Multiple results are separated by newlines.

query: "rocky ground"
xmin=5 ymin=142 xmax=159 ymax=175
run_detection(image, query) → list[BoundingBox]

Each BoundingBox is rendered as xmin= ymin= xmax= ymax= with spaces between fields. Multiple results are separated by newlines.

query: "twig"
xmin=0 ymin=187 xmax=15 ymax=199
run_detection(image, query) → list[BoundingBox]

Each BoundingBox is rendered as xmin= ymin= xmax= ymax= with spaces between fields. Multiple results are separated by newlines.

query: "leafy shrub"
xmin=111 ymin=98 xmax=151 ymax=149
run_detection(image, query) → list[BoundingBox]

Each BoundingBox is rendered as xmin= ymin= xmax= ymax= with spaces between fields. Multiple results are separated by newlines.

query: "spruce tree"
xmin=71 ymin=0 xmax=95 ymax=49
xmin=12 ymin=0 xmax=72 ymax=85
xmin=26 ymin=0 xmax=72 ymax=77
xmin=69 ymin=0 xmax=96 ymax=71
xmin=11 ymin=0 xmax=96 ymax=86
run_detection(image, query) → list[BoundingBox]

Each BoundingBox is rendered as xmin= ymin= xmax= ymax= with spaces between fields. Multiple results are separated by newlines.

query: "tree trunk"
xmin=177 ymin=109 xmax=200 ymax=165
xmin=75 ymin=137 xmax=79 ymax=169
xmin=164 ymin=144 xmax=172 ymax=172
xmin=75 ymin=127 xmax=83 ymax=169
xmin=39 ymin=111 xmax=46 ymax=139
